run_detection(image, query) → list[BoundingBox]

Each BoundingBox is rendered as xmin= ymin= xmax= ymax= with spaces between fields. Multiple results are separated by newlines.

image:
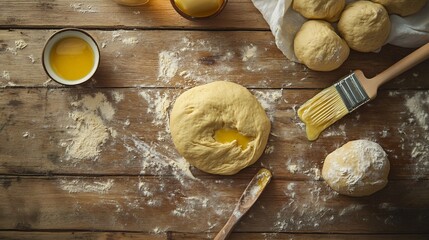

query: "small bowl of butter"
xmin=42 ymin=29 xmax=100 ymax=85
xmin=171 ymin=0 xmax=228 ymax=20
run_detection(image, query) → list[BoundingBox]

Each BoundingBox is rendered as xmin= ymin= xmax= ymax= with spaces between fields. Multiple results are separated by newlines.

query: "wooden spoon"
xmin=214 ymin=168 xmax=272 ymax=240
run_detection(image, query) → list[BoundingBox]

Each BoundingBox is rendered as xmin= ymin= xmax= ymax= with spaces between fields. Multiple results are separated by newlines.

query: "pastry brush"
xmin=298 ymin=42 xmax=429 ymax=141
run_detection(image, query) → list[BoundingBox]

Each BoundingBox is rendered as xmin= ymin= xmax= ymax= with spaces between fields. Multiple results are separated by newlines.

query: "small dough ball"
xmin=338 ymin=1 xmax=391 ymax=52
xmin=170 ymin=81 xmax=271 ymax=175
xmin=294 ymin=20 xmax=350 ymax=71
xmin=322 ymin=140 xmax=390 ymax=197
xmin=371 ymin=0 xmax=427 ymax=16
xmin=293 ymin=0 xmax=346 ymax=22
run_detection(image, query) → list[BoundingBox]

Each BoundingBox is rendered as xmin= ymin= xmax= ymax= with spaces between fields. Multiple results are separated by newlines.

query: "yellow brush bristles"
xmin=298 ymin=86 xmax=349 ymax=141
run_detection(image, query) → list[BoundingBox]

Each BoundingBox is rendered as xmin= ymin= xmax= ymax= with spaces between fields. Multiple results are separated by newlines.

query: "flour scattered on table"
xmin=405 ymin=92 xmax=429 ymax=131
xmin=253 ymin=89 xmax=282 ymax=121
xmin=272 ymin=183 xmax=372 ymax=231
xmin=322 ymin=123 xmax=346 ymax=138
xmin=28 ymin=54 xmax=36 ymax=63
xmin=70 ymin=3 xmax=96 ymax=13
xmin=111 ymin=91 xmax=124 ymax=103
xmin=156 ymin=37 xmax=236 ymax=86
xmin=1 ymin=71 xmax=10 ymax=81
xmin=403 ymin=92 xmax=429 ymax=179
xmin=5 ymin=39 xmax=27 ymax=55
xmin=139 ymin=90 xmax=172 ymax=128
xmin=0 ymin=70 xmax=15 ymax=87
xmin=122 ymin=37 xmax=139 ymax=45
xmin=285 ymin=158 xmax=322 ymax=181
xmin=158 ymin=51 xmax=180 ymax=81
xmin=242 ymin=44 xmax=257 ymax=61
xmin=59 ymin=179 xmax=114 ymax=194
xmin=43 ymin=79 xmax=53 ymax=86
xmin=126 ymin=135 xmax=194 ymax=180
xmin=15 ymin=40 xmax=27 ymax=50
xmin=264 ymin=145 xmax=275 ymax=154
xmin=287 ymin=164 xmax=299 ymax=174
xmin=71 ymin=93 xmax=116 ymax=121
xmin=63 ymin=93 xmax=116 ymax=161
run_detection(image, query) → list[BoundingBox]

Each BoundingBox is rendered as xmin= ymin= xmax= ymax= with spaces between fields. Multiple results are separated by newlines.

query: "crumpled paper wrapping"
xmin=251 ymin=0 xmax=429 ymax=62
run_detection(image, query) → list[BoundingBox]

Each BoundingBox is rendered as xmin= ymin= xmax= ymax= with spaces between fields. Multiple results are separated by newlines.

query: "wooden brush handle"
xmin=371 ymin=42 xmax=429 ymax=86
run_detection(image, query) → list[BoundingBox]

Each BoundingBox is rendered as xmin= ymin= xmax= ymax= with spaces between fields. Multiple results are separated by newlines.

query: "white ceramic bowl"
xmin=42 ymin=29 xmax=100 ymax=85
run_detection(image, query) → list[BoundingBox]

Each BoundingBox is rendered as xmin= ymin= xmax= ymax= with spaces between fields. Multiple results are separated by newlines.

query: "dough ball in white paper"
xmin=294 ymin=20 xmax=349 ymax=71
xmin=371 ymin=0 xmax=427 ymax=16
xmin=338 ymin=1 xmax=391 ymax=52
xmin=292 ymin=0 xmax=346 ymax=22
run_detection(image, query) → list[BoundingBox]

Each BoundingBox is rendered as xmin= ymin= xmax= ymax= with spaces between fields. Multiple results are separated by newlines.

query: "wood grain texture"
xmin=1 ymin=0 xmax=429 ymax=237
xmin=0 ymin=176 xmax=428 ymax=233
xmin=0 ymin=0 xmax=267 ymax=30
xmin=0 ymin=232 xmax=429 ymax=240
xmin=0 ymin=88 xmax=428 ymax=180
xmin=1 ymin=30 xmax=428 ymax=89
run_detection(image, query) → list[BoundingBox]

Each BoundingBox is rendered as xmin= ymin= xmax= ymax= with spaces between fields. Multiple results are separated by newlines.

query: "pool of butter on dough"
xmin=214 ymin=128 xmax=250 ymax=150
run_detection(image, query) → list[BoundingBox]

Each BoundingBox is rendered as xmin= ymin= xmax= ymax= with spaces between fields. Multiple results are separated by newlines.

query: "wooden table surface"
xmin=1 ymin=1 xmax=429 ymax=239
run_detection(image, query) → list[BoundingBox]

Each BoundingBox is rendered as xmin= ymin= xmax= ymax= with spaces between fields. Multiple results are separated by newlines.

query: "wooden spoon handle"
xmin=213 ymin=168 xmax=272 ymax=240
xmin=213 ymin=213 xmax=239 ymax=240
xmin=371 ymin=42 xmax=429 ymax=87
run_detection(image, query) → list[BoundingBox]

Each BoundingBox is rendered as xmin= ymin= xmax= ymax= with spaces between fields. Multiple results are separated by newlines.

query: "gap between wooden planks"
xmin=0 ymin=176 xmax=428 ymax=233
xmin=1 ymin=30 xmax=428 ymax=89
xmin=0 ymin=231 xmax=429 ymax=240
xmin=0 ymin=0 xmax=266 ymax=30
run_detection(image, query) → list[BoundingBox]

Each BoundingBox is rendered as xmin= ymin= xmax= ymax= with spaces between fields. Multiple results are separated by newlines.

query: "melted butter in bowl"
xmin=43 ymin=29 xmax=100 ymax=85
xmin=50 ymin=37 xmax=94 ymax=81
xmin=171 ymin=0 xmax=228 ymax=20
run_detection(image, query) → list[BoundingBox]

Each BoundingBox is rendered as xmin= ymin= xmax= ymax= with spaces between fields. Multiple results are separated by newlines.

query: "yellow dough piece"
xmin=169 ymin=81 xmax=271 ymax=175
xmin=338 ymin=1 xmax=391 ymax=52
xmin=371 ymin=0 xmax=427 ymax=16
xmin=292 ymin=0 xmax=346 ymax=22
xmin=322 ymin=140 xmax=390 ymax=197
xmin=294 ymin=20 xmax=350 ymax=71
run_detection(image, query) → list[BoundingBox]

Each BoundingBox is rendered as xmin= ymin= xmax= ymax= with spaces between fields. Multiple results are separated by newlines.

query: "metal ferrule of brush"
xmin=334 ymin=73 xmax=370 ymax=112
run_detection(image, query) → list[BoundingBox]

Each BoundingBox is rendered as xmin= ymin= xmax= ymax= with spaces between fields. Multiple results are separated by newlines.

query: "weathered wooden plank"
xmin=1 ymin=30 xmax=428 ymax=89
xmin=0 ymin=231 xmax=428 ymax=240
xmin=1 ymin=88 xmax=428 ymax=179
xmin=0 ymin=0 xmax=267 ymax=30
xmin=0 ymin=176 xmax=428 ymax=233
xmin=0 ymin=231 xmax=166 ymax=240
xmin=176 ymin=233 xmax=429 ymax=240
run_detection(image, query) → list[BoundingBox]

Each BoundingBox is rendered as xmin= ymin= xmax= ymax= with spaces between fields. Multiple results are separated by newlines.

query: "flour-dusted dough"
xmin=322 ymin=140 xmax=390 ymax=197
xmin=292 ymin=0 xmax=346 ymax=22
xmin=371 ymin=0 xmax=427 ymax=16
xmin=169 ymin=81 xmax=271 ymax=175
xmin=338 ymin=1 xmax=391 ymax=52
xmin=294 ymin=20 xmax=350 ymax=71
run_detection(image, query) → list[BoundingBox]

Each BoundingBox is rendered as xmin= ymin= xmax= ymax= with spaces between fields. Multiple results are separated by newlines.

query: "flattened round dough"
xmin=294 ymin=20 xmax=350 ymax=71
xmin=322 ymin=140 xmax=390 ymax=197
xmin=293 ymin=0 xmax=346 ymax=22
xmin=338 ymin=1 xmax=391 ymax=52
xmin=371 ymin=0 xmax=427 ymax=16
xmin=169 ymin=81 xmax=271 ymax=175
